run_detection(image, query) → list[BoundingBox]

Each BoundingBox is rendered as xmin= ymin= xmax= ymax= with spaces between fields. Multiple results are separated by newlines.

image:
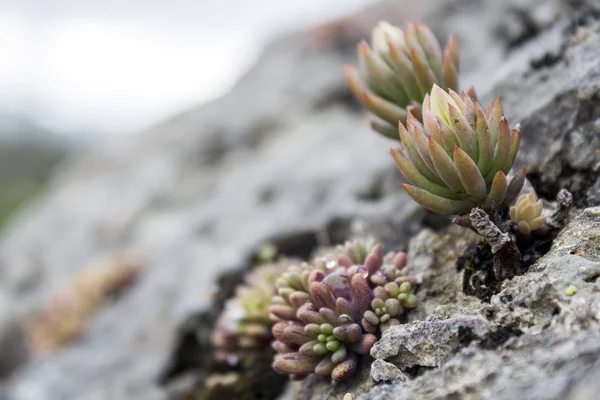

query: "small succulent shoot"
xmin=26 ymin=254 xmax=142 ymax=356
xmin=345 ymin=21 xmax=461 ymax=139
xmin=212 ymin=262 xmax=287 ymax=368
xmin=391 ymin=85 xmax=523 ymax=216
xmin=509 ymin=193 xmax=546 ymax=235
xmin=270 ymin=239 xmax=418 ymax=382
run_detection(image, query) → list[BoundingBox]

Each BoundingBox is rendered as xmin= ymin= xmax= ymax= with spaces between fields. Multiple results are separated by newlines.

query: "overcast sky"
xmin=0 ymin=0 xmax=377 ymax=138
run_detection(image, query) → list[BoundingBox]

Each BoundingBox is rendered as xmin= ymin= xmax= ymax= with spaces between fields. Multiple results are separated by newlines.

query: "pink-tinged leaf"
xmin=337 ymin=254 xmax=353 ymax=268
xmin=283 ymin=325 xmax=314 ymax=346
xmin=503 ymin=124 xmax=521 ymax=173
xmin=485 ymin=171 xmax=508 ymax=207
xmin=416 ymin=22 xmax=444 ymax=80
xmin=410 ymin=48 xmax=436 ymax=96
xmin=309 ymin=282 xmax=337 ymax=311
xmin=331 ymin=354 xmax=358 ymax=382
xmin=439 ymin=117 xmax=459 ymax=152
xmin=362 ymin=310 xmax=379 ymax=330
xmin=520 ymin=203 xmax=538 ymax=221
xmin=398 ymin=121 xmax=445 ymax=184
xmin=390 ymin=147 xmax=463 ymax=200
xmin=407 ymin=112 xmax=437 ymax=174
xmin=486 ymin=97 xmax=504 ymax=144
xmin=442 ymin=50 xmax=459 ymax=92
xmin=467 ymin=86 xmax=478 ymax=101
xmin=427 ymin=137 xmax=464 ymax=192
xmin=370 ymin=119 xmax=400 ymax=140
xmin=423 ymin=105 xmax=444 ymax=147
xmin=358 ymin=41 xmax=409 ymax=105
xmin=270 ymin=304 xmax=297 ymax=321
xmin=315 ymin=355 xmax=335 ymax=377
xmin=528 ymin=216 xmax=547 ymax=231
xmin=402 ymin=183 xmax=475 ymax=215
xmin=509 ymin=206 xmax=519 ymax=223
xmin=272 ymin=353 xmax=319 ymax=375
xmin=349 ymin=333 xmax=378 ymax=355
xmin=297 ymin=303 xmax=324 ymax=325
xmin=454 ymin=146 xmax=486 ymax=201
xmin=344 ymin=65 xmax=367 ymax=105
xmin=448 ymin=104 xmax=476 ymax=159
xmin=475 ymin=107 xmax=494 ymax=173
xmin=518 ymin=221 xmax=531 ymax=235
xmin=331 ymin=344 xmax=348 ymax=364
xmin=485 ymin=116 xmax=512 ymax=182
xmin=289 ymin=291 xmax=311 ymax=309
xmin=363 ymin=253 xmax=382 ymax=276
xmin=363 ymin=93 xmax=407 ymax=125
xmin=407 ymin=101 xmax=423 ymax=122
xmin=299 ymin=340 xmax=320 ymax=355
xmin=423 ymin=93 xmax=431 ymax=109
xmin=333 ymin=326 xmax=347 ymax=341
xmin=304 ymin=323 xmax=321 ymax=337
xmin=319 ymin=308 xmax=338 ymax=325
xmin=336 ymin=297 xmax=354 ymax=318
xmin=272 ymin=340 xmax=293 ymax=354
xmin=447 ymin=88 xmax=466 ymax=114
xmin=351 ymin=274 xmax=373 ymax=319
xmin=273 ymin=321 xmax=297 ymax=342
xmin=446 ymin=34 xmax=460 ymax=71
xmin=387 ymin=39 xmax=423 ymax=99
xmin=308 ymin=269 xmax=326 ymax=285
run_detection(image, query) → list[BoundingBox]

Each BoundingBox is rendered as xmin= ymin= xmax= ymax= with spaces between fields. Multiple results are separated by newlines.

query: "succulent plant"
xmin=510 ymin=193 xmax=546 ymax=235
xmin=270 ymin=240 xmax=418 ymax=382
xmin=345 ymin=21 xmax=461 ymax=139
xmin=26 ymin=254 xmax=142 ymax=356
xmin=212 ymin=262 xmax=289 ymax=368
xmin=391 ymin=85 xmax=523 ymax=216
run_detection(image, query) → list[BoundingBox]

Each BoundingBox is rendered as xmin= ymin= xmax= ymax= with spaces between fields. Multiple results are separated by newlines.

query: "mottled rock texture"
xmin=0 ymin=0 xmax=599 ymax=399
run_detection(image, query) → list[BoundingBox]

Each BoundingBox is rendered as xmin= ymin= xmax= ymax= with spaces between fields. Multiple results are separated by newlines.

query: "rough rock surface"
xmin=369 ymin=360 xmax=406 ymax=384
xmin=370 ymin=313 xmax=491 ymax=370
xmin=0 ymin=0 xmax=599 ymax=399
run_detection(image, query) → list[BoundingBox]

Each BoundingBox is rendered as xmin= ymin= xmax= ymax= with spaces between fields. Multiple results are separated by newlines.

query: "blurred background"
xmin=0 ymin=0 xmax=378 ymax=228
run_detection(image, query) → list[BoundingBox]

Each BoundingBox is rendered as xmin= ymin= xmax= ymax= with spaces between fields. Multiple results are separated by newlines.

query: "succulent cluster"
xmin=510 ymin=193 xmax=546 ymax=235
xmin=391 ymin=85 xmax=523 ymax=216
xmin=270 ymin=240 xmax=417 ymax=382
xmin=26 ymin=254 xmax=142 ymax=356
xmin=345 ymin=21 xmax=461 ymax=139
xmin=211 ymin=261 xmax=291 ymax=368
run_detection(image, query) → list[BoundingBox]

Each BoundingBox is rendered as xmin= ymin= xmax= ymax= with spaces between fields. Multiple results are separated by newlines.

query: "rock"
xmin=357 ymin=330 xmax=600 ymax=400
xmin=370 ymin=360 xmax=406 ymax=384
xmin=370 ymin=314 xmax=490 ymax=370
xmin=0 ymin=0 xmax=599 ymax=399
xmin=490 ymin=207 xmax=600 ymax=334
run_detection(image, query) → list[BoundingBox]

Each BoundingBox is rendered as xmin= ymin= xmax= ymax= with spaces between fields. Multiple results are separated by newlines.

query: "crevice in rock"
xmin=479 ymin=323 xmax=523 ymax=350
xmin=528 ymin=166 xmax=598 ymax=209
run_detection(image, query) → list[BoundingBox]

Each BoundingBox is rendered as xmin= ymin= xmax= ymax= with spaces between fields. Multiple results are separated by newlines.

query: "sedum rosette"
xmin=212 ymin=262 xmax=289 ymax=368
xmin=510 ymin=193 xmax=546 ymax=235
xmin=391 ymin=84 xmax=523 ymax=215
xmin=345 ymin=21 xmax=461 ymax=139
xmin=270 ymin=240 xmax=418 ymax=382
